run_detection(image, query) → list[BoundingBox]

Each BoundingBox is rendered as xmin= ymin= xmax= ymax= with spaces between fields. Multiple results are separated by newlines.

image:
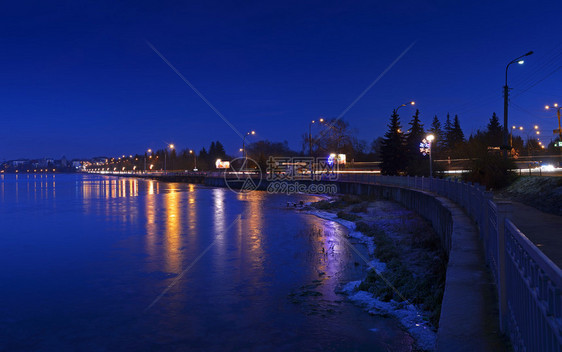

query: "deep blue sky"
xmin=1 ymin=1 xmax=562 ymax=160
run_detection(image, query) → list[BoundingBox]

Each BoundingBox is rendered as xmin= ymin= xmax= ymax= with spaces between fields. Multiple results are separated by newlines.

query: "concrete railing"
xmin=338 ymin=174 xmax=562 ymax=352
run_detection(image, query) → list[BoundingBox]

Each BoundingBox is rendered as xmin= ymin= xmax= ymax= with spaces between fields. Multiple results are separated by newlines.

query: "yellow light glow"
xmin=319 ymin=118 xmax=324 ymax=122
xmin=410 ymin=101 xmax=415 ymax=105
xmin=555 ymin=103 xmax=559 ymax=107
xmin=169 ymin=144 xmax=175 ymax=149
xmin=519 ymin=127 xmax=523 ymax=130
xmin=534 ymin=125 xmax=539 ymax=129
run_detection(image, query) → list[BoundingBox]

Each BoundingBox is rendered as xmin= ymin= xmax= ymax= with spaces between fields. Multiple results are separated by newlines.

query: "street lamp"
xmin=309 ymin=118 xmax=323 ymax=156
xmin=510 ymin=126 xmax=523 ymax=148
xmin=242 ymin=131 xmax=255 ymax=159
xmin=395 ymin=101 xmax=415 ymax=113
xmin=545 ymin=103 xmax=562 ymax=141
xmin=144 ymin=149 xmax=152 ymax=173
xmin=426 ymin=134 xmax=435 ymax=177
xmin=189 ymin=150 xmax=197 ymax=171
xmin=503 ymin=51 xmax=533 ymax=157
xmin=164 ymin=144 xmax=174 ymax=173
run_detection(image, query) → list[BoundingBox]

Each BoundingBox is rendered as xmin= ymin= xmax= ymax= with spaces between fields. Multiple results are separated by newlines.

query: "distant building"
xmin=11 ymin=160 xmax=28 ymax=167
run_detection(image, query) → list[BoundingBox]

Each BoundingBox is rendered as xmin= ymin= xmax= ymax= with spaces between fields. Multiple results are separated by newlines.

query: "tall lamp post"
xmin=164 ymin=144 xmax=174 ymax=173
xmin=510 ymin=126 xmax=523 ymax=149
xmin=242 ymin=131 xmax=255 ymax=159
xmin=309 ymin=118 xmax=324 ymax=156
xmin=424 ymin=134 xmax=435 ymax=177
xmin=396 ymin=101 xmax=415 ymax=113
xmin=503 ymin=51 xmax=533 ymax=157
xmin=144 ymin=149 xmax=152 ymax=173
xmin=545 ymin=103 xmax=562 ymax=141
xmin=189 ymin=150 xmax=197 ymax=171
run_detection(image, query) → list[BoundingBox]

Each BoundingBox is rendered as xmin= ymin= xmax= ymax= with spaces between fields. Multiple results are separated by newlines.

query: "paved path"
xmin=435 ymin=195 xmax=507 ymax=352
xmin=496 ymin=198 xmax=562 ymax=269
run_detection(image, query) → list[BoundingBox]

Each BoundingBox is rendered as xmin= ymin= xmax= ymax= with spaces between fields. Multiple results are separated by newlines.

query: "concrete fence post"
xmin=495 ymin=201 xmax=513 ymax=333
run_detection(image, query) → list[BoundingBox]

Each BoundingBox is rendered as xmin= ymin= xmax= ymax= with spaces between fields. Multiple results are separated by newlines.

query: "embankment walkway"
xmin=498 ymin=199 xmax=562 ymax=269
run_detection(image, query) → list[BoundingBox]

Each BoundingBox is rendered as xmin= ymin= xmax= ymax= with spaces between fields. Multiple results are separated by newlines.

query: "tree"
xmin=380 ymin=110 xmax=407 ymax=175
xmin=443 ymin=113 xmax=453 ymax=152
xmin=246 ymin=140 xmax=298 ymax=173
xmin=214 ymin=141 xmax=226 ymax=158
xmin=448 ymin=114 xmax=465 ymax=157
xmin=486 ymin=112 xmax=502 ymax=147
xmin=429 ymin=115 xmax=443 ymax=159
xmin=405 ymin=109 xmax=427 ymax=175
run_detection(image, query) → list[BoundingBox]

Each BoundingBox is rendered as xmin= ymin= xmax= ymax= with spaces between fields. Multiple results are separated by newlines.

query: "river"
xmin=0 ymin=174 xmax=415 ymax=351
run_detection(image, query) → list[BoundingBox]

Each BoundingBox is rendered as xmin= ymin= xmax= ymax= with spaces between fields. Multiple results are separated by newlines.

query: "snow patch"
xmin=307 ymin=208 xmax=436 ymax=351
xmin=341 ymin=284 xmax=436 ymax=351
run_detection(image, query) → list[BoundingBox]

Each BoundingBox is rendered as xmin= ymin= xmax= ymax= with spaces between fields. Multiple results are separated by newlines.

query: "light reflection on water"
xmin=0 ymin=174 xmax=414 ymax=351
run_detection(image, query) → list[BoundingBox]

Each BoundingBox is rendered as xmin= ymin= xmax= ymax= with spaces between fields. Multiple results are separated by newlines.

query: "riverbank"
xmin=304 ymin=195 xmax=446 ymax=351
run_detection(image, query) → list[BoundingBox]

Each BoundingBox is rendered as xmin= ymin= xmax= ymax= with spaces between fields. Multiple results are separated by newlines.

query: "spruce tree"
xmin=444 ymin=113 xmax=453 ymax=152
xmin=405 ymin=109 xmax=426 ymax=175
xmin=452 ymin=115 xmax=465 ymax=143
xmin=429 ymin=115 xmax=443 ymax=156
xmin=380 ymin=110 xmax=406 ymax=175
xmin=449 ymin=115 xmax=465 ymax=156
xmin=214 ymin=141 xmax=226 ymax=158
xmin=486 ymin=112 xmax=502 ymax=146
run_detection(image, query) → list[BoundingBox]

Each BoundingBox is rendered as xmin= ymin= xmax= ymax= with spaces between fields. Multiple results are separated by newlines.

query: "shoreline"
xmin=304 ymin=206 xmax=437 ymax=351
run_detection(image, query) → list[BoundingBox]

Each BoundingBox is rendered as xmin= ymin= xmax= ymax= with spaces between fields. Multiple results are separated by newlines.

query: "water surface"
xmin=0 ymin=174 xmax=414 ymax=351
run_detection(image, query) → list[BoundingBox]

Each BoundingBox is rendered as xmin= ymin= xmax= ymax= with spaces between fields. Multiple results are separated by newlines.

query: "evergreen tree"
xmin=380 ymin=110 xmax=406 ymax=175
xmin=449 ymin=114 xmax=465 ymax=157
xmin=405 ymin=109 xmax=426 ymax=175
xmin=486 ymin=112 xmax=502 ymax=146
xmin=444 ymin=113 xmax=453 ymax=152
xmin=452 ymin=115 xmax=465 ymax=143
xmin=429 ymin=115 xmax=443 ymax=156
xmin=429 ymin=115 xmax=442 ymax=144
xmin=214 ymin=141 xmax=226 ymax=158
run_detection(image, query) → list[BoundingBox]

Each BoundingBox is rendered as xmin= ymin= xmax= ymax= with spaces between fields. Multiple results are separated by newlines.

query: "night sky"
xmin=1 ymin=1 xmax=562 ymax=160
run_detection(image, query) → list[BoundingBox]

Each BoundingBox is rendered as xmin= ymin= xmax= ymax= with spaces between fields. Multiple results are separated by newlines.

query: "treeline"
xmin=97 ymin=141 xmax=229 ymax=172
xmin=89 ymin=110 xmax=558 ymax=180
xmin=380 ymin=110 xmax=467 ymax=175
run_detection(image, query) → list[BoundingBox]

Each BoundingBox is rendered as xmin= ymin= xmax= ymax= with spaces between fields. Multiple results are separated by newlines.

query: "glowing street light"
xmin=510 ymin=125 xmax=523 ymax=147
xmin=503 ymin=51 xmax=533 ymax=157
xmin=545 ymin=103 xmax=562 ymax=140
xmin=144 ymin=149 xmax=152 ymax=173
xmin=189 ymin=149 xmax=198 ymax=171
xmin=242 ymin=131 xmax=256 ymax=159
xmin=426 ymin=134 xmax=435 ymax=177
xmin=164 ymin=143 xmax=175 ymax=172
xmin=395 ymin=101 xmax=415 ymax=113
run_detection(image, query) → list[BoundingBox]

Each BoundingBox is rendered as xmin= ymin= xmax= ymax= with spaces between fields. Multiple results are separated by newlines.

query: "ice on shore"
xmin=307 ymin=208 xmax=437 ymax=351
xmin=341 ymin=281 xmax=436 ymax=351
